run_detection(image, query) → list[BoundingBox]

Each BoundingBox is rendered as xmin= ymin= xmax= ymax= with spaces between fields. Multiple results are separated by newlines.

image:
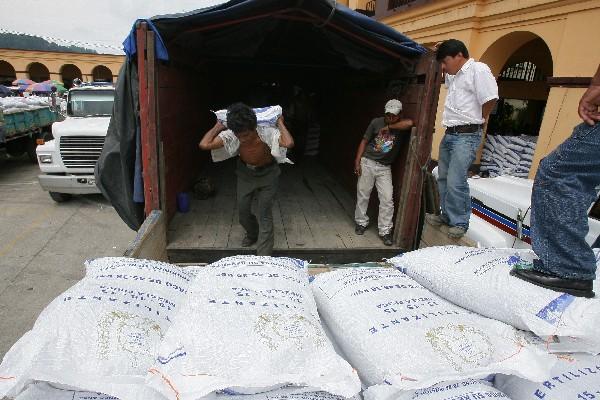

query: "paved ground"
xmin=0 ymin=153 xmax=136 ymax=359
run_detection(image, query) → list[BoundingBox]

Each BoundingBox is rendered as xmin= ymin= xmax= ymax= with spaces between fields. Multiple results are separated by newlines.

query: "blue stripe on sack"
xmin=536 ymin=293 xmax=575 ymax=326
xmin=157 ymin=347 xmax=187 ymax=364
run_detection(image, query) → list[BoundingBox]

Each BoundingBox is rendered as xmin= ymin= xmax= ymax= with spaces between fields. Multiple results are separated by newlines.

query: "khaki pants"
xmin=354 ymin=157 xmax=394 ymax=236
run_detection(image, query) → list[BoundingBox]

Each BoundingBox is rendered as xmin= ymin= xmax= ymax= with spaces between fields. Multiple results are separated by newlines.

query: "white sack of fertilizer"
xmin=146 ymin=255 xmax=361 ymax=400
xmin=364 ymin=379 xmax=511 ymax=400
xmin=495 ymin=353 xmax=600 ymax=399
xmin=390 ymin=247 xmax=600 ymax=353
xmin=0 ymin=257 xmax=196 ymax=400
xmin=310 ymin=267 xmax=554 ymax=391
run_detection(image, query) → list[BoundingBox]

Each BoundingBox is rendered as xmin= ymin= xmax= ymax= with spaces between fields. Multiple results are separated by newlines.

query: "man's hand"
xmin=378 ymin=126 xmax=389 ymax=136
xmin=354 ymin=160 xmax=362 ymax=177
xmin=277 ymin=115 xmax=285 ymax=128
xmin=214 ymin=120 xmax=226 ymax=132
xmin=578 ymin=85 xmax=600 ymax=125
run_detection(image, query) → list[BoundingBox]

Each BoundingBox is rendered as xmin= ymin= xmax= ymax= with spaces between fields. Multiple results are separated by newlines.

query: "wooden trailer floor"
xmin=167 ymin=159 xmax=402 ymax=263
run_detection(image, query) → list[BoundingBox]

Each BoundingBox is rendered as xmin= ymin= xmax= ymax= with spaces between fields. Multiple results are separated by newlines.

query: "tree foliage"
xmin=0 ymin=33 xmax=98 ymax=54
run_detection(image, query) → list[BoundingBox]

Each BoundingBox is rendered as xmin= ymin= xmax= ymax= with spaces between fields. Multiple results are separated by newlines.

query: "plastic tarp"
xmin=123 ymin=0 xmax=426 ymax=63
xmin=95 ymin=62 xmax=144 ymax=230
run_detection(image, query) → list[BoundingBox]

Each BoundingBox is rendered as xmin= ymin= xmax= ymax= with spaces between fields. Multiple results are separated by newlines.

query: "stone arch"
xmin=92 ymin=65 xmax=113 ymax=82
xmin=480 ymin=31 xmax=553 ymax=77
xmin=60 ymin=64 xmax=83 ymax=89
xmin=27 ymin=62 xmax=50 ymax=83
xmin=0 ymin=60 xmax=16 ymax=86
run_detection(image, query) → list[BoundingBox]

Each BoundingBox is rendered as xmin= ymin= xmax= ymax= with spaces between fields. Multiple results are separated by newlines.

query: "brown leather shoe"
xmin=510 ymin=268 xmax=595 ymax=298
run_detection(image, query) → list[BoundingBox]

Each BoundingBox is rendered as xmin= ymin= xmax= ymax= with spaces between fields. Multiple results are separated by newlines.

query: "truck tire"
xmin=49 ymin=192 xmax=72 ymax=203
xmin=26 ymin=137 xmax=37 ymax=163
xmin=6 ymin=139 xmax=26 ymax=158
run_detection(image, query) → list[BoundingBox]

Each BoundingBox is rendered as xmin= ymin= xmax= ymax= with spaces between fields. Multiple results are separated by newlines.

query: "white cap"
xmin=384 ymin=99 xmax=403 ymax=115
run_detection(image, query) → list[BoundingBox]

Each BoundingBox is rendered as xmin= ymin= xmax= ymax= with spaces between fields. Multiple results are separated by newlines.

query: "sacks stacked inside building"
xmin=480 ymin=135 xmax=538 ymax=178
xmin=1 ymin=248 xmax=599 ymax=399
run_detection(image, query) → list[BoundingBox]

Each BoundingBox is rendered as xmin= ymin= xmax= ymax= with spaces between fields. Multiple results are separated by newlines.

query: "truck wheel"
xmin=26 ymin=137 xmax=37 ymax=163
xmin=6 ymin=139 xmax=26 ymax=158
xmin=49 ymin=192 xmax=72 ymax=203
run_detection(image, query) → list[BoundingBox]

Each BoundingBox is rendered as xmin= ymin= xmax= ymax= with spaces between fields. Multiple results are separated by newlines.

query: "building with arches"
xmin=343 ymin=0 xmax=600 ymax=178
xmin=0 ymin=48 xmax=125 ymax=88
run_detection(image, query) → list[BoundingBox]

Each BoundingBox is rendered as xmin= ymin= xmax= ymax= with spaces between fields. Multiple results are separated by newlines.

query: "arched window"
xmin=27 ymin=62 xmax=50 ymax=83
xmin=499 ymin=61 xmax=544 ymax=82
xmin=92 ymin=65 xmax=113 ymax=82
xmin=0 ymin=60 xmax=16 ymax=86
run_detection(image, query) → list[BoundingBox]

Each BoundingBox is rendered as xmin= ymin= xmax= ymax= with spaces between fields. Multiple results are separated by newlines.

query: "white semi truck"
xmin=35 ymin=84 xmax=114 ymax=202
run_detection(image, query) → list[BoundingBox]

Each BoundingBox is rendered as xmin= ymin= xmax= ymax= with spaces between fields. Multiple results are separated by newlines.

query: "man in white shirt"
xmin=199 ymin=103 xmax=294 ymax=256
xmin=426 ymin=39 xmax=498 ymax=238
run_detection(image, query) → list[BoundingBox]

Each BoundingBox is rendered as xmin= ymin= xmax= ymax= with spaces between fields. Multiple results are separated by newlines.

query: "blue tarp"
xmin=123 ymin=0 xmax=426 ymax=62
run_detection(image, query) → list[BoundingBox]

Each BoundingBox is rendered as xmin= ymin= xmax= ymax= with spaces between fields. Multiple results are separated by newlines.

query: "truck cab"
xmin=36 ymin=84 xmax=114 ymax=202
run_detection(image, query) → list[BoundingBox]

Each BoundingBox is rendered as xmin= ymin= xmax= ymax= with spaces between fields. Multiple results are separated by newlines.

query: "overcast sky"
xmin=0 ymin=0 xmax=228 ymax=54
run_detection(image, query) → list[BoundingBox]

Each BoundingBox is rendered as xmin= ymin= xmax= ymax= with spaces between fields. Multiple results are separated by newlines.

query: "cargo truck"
xmin=0 ymin=98 xmax=59 ymax=162
xmin=96 ymin=0 xmax=442 ymax=264
xmin=36 ymin=84 xmax=114 ymax=202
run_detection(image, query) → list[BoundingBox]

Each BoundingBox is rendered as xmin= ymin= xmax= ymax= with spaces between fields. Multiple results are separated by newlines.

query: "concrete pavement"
xmin=0 ymin=154 xmax=136 ymax=358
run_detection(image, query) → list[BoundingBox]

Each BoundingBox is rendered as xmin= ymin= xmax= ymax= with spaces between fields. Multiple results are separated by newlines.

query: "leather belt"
xmin=445 ymin=124 xmax=483 ymax=134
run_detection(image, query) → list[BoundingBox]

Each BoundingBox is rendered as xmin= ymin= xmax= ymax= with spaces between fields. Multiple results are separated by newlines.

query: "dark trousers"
xmin=236 ymin=159 xmax=280 ymax=256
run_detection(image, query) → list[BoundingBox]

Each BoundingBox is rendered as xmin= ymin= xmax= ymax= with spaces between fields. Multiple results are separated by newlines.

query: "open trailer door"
xmin=103 ymin=1 xmax=441 ymax=262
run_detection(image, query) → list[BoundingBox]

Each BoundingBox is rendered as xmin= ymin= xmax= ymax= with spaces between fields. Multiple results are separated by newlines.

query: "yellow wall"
xmin=372 ymin=0 xmax=600 ymax=177
xmin=0 ymin=49 xmax=125 ymax=83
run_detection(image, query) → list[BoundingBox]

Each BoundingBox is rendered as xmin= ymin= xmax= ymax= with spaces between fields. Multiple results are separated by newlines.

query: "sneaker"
xmin=425 ymin=214 xmax=448 ymax=227
xmin=355 ymin=224 xmax=367 ymax=235
xmin=381 ymin=233 xmax=393 ymax=246
xmin=447 ymin=226 xmax=467 ymax=238
xmin=241 ymin=235 xmax=257 ymax=247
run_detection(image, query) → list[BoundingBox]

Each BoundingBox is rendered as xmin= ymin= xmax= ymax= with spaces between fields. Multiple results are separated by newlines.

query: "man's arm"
xmin=379 ymin=118 xmax=414 ymax=134
xmin=579 ymin=64 xmax=600 ymax=125
xmin=482 ymin=99 xmax=497 ymax=124
xmin=354 ymin=139 xmax=368 ymax=177
xmin=277 ymin=116 xmax=295 ymax=148
xmin=199 ymin=121 xmax=226 ymax=150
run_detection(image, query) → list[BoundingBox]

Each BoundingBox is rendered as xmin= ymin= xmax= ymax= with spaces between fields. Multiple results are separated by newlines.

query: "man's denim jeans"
xmin=437 ymin=130 xmax=482 ymax=228
xmin=531 ymin=122 xmax=600 ymax=280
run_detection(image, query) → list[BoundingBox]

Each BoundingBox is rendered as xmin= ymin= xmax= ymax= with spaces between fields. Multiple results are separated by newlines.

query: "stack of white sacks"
xmin=481 ymin=135 xmax=537 ymax=178
xmin=0 ymin=96 xmax=52 ymax=114
xmin=1 ymin=249 xmax=599 ymax=400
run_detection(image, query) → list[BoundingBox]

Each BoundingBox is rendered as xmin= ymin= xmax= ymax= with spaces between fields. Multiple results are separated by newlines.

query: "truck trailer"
xmin=97 ymin=0 xmax=442 ymax=264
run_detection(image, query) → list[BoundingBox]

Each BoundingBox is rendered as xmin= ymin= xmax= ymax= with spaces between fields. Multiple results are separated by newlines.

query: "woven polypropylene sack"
xmin=364 ymin=379 xmax=512 ymax=400
xmin=216 ymin=387 xmax=362 ymax=400
xmin=494 ymin=353 xmax=600 ymax=399
xmin=14 ymin=382 xmax=121 ymax=400
xmin=390 ymin=247 xmax=600 ymax=354
xmin=310 ymin=267 xmax=553 ymax=391
xmin=0 ymin=257 xmax=197 ymax=400
xmin=146 ymin=255 xmax=361 ymax=400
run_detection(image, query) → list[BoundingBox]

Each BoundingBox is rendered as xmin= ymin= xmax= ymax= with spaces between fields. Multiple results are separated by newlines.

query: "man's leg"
xmin=374 ymin=163 xmax=394 ymax=237
xmin=443 ymin=131 xmax=482 ymax=229
xmin=530 ymin=122 xmax=600 ymax=281
xmin=255 ymin=169 xmax=279 ymax=256
xmin=237 ymin=175 xmax=259 ymax=244
xmin=436 ymin=134 xmax=451 ymax=224
xmin=355 ymin=157 xmax=376 ymax=229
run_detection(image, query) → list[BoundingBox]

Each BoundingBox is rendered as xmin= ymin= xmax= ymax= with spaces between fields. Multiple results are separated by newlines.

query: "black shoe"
xmin=355 ymin=224 xmax=367 ymax=235
xmin=241 ymin=235 xmax=257 ymax=247
xmin=510 ymin=267 xmax=595 ymax=298
xmin=381 ymin=233 xmax=393 ymax=246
